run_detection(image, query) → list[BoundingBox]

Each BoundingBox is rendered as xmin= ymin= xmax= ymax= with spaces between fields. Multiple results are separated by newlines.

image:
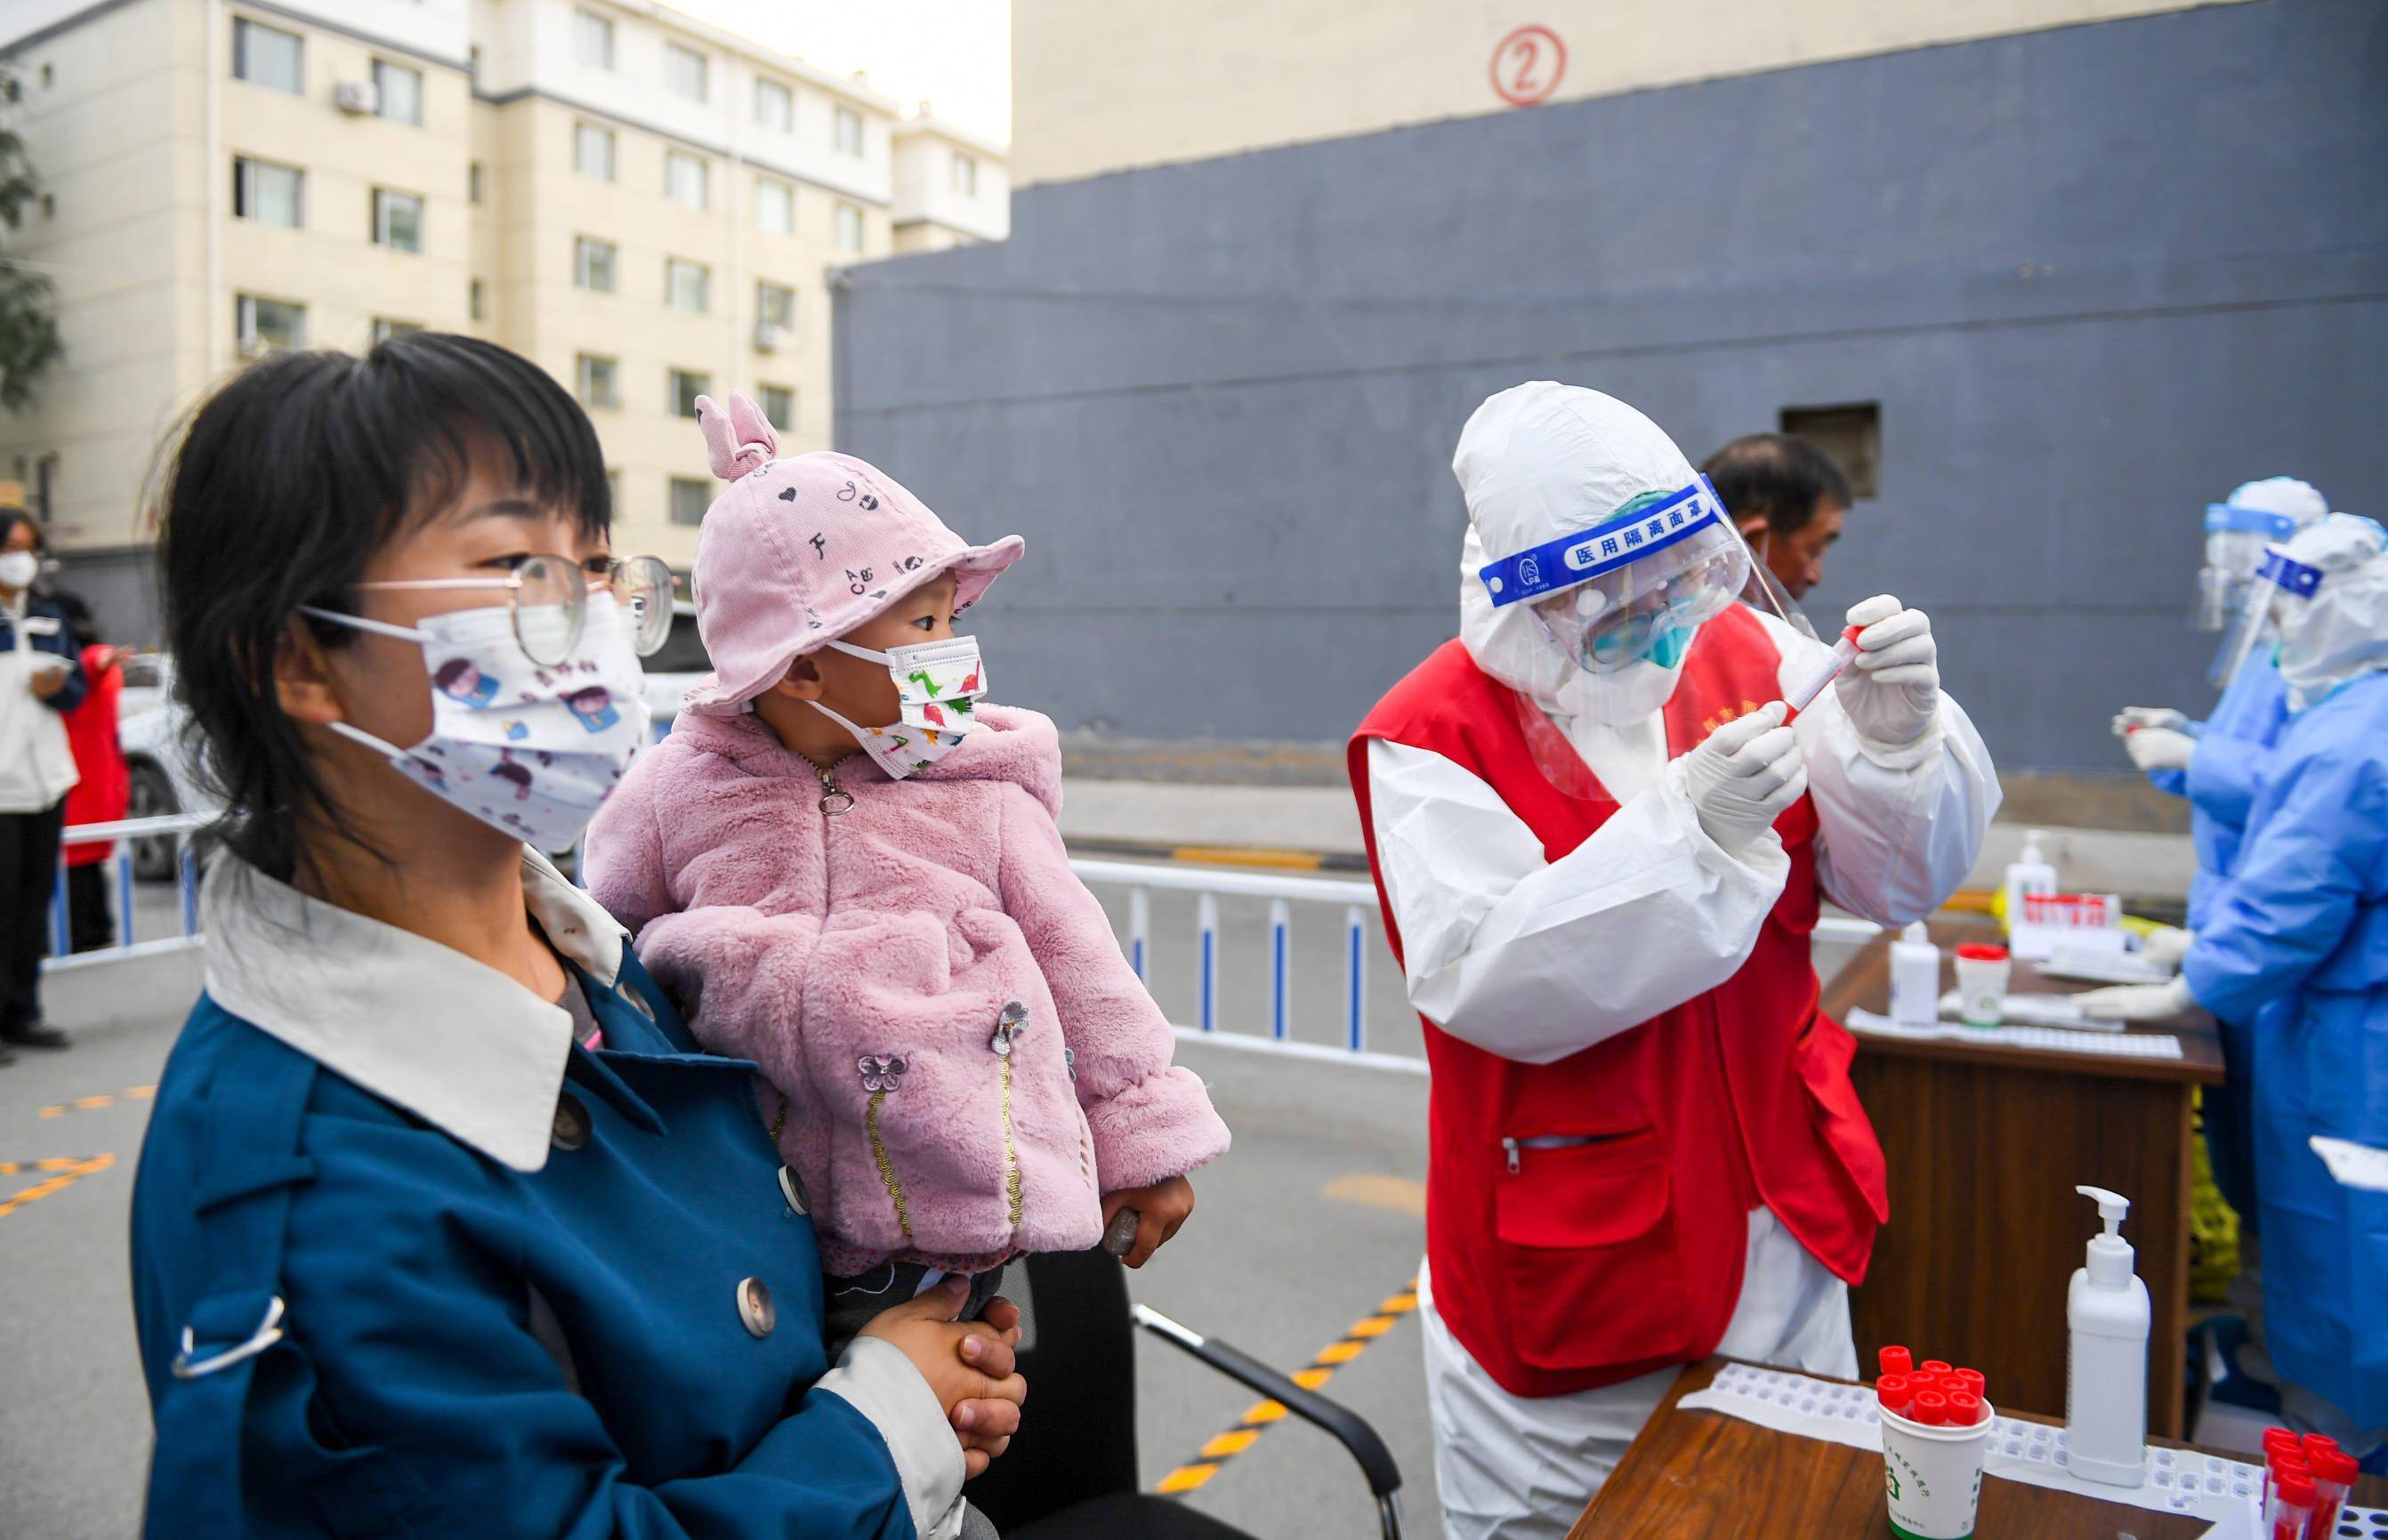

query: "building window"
xmin=574 ymin=9 xmax=614 ymax=70
xmin=1778 ymin=402 xmax=1883 ymax=501
xmin=756 ymin=280 xmax=795 ymax=335
xmin=469 ymin=278 xmax=486 ymax=321
xmin=760 ymin=385 xmax=795 ymax=433
xmin=233 ymin=157 xmax=303 ymax=228
xmin=370 ymin=318 xmax=424 ymax=345
xmin=664 ymin=43 xmax=707 ymax=102
xmin=235 ymin=294 xmax=306 ymax=354
xmin=754 ymin=77 xmax=793 ymax=133
xmin=755 ymin=179 xmax=793 ymax=235
xmin=668 ymin=371 xmax=709 ymax=420
xmin=469 ymin=161 xmax=484 ymax=204
xmin=373 ymin=189 xmax=424 ymax=253
xmin=835 ymin=202 xmax=863 ymax=254
xmin=665 ymin=258 xmax=710 ymax=314
xmin=575 ymin=235 xmax=617 ymax=292
xmin=833 ymin=106 xmax=863 ymax=157
xmin=576 ymin=122 xmax=616 ymax=181
xmin=664 ymin=150 xmax=708 ymax=210
xmin=373 ymin=60 xmax=423 ymax=125
xmin=951 ymin=152 xmax=977 ymax=197
xmin=576 ymin=352 xmax=620 ymax=408
xmin=232 ymin=18 xmax=302 ymax=93
xmin=670 ymin=476 xmax=711 ymax=526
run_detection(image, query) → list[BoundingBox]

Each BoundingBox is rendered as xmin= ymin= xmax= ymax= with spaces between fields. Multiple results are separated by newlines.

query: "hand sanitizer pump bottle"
xmin=2066 ymin=1184 xmax=2150 ymax=1487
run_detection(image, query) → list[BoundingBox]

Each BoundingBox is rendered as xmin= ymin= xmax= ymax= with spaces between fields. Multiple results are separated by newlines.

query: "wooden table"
xmin=1569 ymin=1358 xmax=2388 ymax=1539
xmin=1821 ymin=919 xmax=2224 ymax=1439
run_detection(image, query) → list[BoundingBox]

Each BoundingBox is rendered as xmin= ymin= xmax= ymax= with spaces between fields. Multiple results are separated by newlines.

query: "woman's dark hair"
xmin=1700 ymin=433 xmax=1854 ymax=537
xmin=157 ymin=333 xmax=609 ymax=882
xmin=0 ymin=507 xmax=44 ymax=552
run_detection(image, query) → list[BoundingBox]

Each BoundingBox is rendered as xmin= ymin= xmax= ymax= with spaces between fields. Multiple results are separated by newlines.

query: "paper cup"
xmin=1952 ymin=950 xmax=2010 ymax=1028
xmin=1881 ymin=1399 xmax=1992 ymax=1539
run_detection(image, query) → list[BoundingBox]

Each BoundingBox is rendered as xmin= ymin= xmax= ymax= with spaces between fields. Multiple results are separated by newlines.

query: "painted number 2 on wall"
xmin=1491 ymin=24 xmax=1566 ymax=107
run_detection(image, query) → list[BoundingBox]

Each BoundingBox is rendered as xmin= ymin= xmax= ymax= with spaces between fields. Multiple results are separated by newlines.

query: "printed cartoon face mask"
xmin=303 ymin=594 xmax=651 ymax=849
xmin=807 ymin=633 xmax=988 ymax=779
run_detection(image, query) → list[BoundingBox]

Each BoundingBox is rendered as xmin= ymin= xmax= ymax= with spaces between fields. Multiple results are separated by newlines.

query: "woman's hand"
xmin=27 ymin=661 xmax=66 ymax=699
xmin=1101 ymin=1175 xmax=1195 ymax=1268
xmin=858 ymin=1277 xmax=1028 ymax=1477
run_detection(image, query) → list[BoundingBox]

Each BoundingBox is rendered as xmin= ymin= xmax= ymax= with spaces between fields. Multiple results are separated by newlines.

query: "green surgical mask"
xmin=1649 ymin=623 xmax=1698 ymax=671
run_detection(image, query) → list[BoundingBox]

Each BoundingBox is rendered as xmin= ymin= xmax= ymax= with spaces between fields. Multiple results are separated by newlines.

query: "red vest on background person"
xmin=61 ymin=645 xmax=127 ymax=869
xmin=1348 ymin=601 xmax=1888 ymax=1399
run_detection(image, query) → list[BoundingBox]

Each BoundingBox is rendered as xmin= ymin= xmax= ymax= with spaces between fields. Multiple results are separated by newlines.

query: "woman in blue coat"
xmin=2088 ymin=512 xmax=2388 ymax=1455
xmin=130 ymin=335 xmax=1026 ymax=1537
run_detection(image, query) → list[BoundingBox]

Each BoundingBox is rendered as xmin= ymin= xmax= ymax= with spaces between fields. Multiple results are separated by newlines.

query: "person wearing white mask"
xmin=0 ymin=507 xmax=84 ymax=1064
xmin=1348 ymin=382 xmax=2000 ymax=1538
xmin=2081 ymin=512 xmax=2388 ymax=1455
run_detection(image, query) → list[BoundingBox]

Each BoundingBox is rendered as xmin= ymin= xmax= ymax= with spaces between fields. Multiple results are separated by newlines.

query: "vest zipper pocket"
xmin=1502 ymin=1132 xmax=1629 ymax=1175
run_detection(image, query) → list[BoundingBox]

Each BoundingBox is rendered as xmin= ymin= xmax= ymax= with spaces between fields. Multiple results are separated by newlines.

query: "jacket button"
xmin=551 ymin=1093 xmax=590 ymax=1151
xmin=778 ymin=1165 xmax=810 ymax=1216
xmin=619 ymin=985 xmax=657 ymax=1022
xmin=736 ymin=1277 xmax=776 ymax=1338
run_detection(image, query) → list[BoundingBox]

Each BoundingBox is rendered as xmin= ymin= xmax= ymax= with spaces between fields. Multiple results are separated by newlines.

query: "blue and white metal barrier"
xmin=45 ymin=813 xmax=210 ymax=972
xmin=1068 ymin=857 xmax=1410 ymax=1074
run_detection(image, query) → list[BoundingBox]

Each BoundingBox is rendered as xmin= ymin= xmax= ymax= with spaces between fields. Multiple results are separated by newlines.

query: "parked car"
xmin=117 ymin=603 xmax=711 ymax=879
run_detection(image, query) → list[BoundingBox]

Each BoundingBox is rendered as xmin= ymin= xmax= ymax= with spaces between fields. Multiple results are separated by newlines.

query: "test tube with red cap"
xmin=1876 ymin=1375 xmax=1913 ymax=1417
xmin=1911 ymin=1390 xmax=1950 ymax=1427
xmin=2309 ymin=1448 xmax=2358 ymax=1536
xmin=2271 ymin=1472 xmax=2314 ymax=1540
xmin=1953 ymin=1368 xmax=1986 ymax=1401
xmin=1879 ymin=1345 xmax=1913 ymax=1378
xmin=1946 ymin=1391 xmax=1986 ymax=1427
xmin=1784 ymin=624 xmax=1866 ymax=720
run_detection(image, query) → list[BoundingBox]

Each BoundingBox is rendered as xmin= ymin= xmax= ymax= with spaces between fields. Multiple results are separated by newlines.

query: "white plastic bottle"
xmin=1890 ymin=921 xmax=1941 ymax=1027
xmin=2066 ymin=1184 xmax=2150 ymax=1487
xmin=2005 ymin=828 xmax=2058 ymax=937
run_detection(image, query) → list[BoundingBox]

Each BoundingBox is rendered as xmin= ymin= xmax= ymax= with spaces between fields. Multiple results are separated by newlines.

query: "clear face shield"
xmin=2211 ymin=544 xmax=2316 ymax=691
xmin=2199 ymin=502 xmax=2298 ymax=660
xmin=1477 ymin=475 xmax=1753 ymax=676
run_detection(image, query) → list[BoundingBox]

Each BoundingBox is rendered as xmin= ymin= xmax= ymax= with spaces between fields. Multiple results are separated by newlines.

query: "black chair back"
xmin=966 ymin=1248 xmax=1143 ymax=1530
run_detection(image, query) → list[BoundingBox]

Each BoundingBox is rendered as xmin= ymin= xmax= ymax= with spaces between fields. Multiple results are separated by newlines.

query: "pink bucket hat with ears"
xmin=679 ymin=391 xmax=1024 ymax=717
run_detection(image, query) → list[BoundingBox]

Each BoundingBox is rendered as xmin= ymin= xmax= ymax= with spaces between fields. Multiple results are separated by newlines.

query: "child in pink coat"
xmin=586 ymin=392 xmax=1230 ymax=1344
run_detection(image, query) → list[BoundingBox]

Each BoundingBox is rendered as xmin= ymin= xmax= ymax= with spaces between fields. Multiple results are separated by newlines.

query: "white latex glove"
xmin=2111 ymin=705 xmax=2198 ymax=739
xmin=1680 ymin=700 xmax=1807 ymax=853
xmin=2124 ymin=726 xmax=2196 ymax=773
xmin=2142 ymin=925 xmax=2195 ymax=968
xmin=1833 ymin=595 xmax=1939 ymax=746
xmin=2077 ymin=977 xmax=2195 ymax=1021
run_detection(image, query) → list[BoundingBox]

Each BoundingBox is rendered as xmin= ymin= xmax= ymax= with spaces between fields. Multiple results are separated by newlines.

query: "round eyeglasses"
xmin=345 ymin=553 xmax=677 ymax=666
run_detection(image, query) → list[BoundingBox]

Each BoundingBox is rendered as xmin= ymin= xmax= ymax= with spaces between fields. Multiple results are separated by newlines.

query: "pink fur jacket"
xmin=585 ymin=702 xmax=1230 ymax=1273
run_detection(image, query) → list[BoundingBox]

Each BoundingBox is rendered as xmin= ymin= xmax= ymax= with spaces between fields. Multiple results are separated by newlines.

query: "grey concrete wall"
xmin=835 ymin=0 xmax=2388 ymax=774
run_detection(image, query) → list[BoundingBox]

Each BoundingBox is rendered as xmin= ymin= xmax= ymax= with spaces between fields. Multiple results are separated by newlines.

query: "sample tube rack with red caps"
xmin=1875 ymin=1346 xmax=1989 ymax=1424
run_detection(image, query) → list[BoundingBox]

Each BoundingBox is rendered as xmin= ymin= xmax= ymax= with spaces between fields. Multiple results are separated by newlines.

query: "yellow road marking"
xmin=36 ymin=1085 xmax=158 ymax=1119
xmin=1154 ymin=1277 xmax=1421 ymax=1498
xmin=0 ymin=1153 xmax=114 ymax=1220
xmin=1322 ymin=1173 xmax=1427 ymax=1215
xmin=1167 ymin=845 xmax=1327 ymax=872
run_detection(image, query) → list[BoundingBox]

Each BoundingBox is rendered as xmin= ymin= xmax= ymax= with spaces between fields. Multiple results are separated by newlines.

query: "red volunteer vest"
xmin=1349 ymin=603 xmax=1887 ymax=1399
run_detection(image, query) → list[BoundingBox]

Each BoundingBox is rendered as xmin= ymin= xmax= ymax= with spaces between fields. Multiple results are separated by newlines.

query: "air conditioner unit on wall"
xmin=754 ymin=322 xmax=784 ymax=353
xmin=334 ymin=79 xmax=380 ymax=116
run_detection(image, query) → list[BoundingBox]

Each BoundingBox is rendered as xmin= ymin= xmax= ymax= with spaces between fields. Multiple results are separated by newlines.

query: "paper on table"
xmin=2194 ymin=1493 xmax=2263 ymax=1539
xmin=1844 ymin=1006 xmax=2184 ymax=1060
xmin=2311 ymin=1134 xmax=2388 ymax=1192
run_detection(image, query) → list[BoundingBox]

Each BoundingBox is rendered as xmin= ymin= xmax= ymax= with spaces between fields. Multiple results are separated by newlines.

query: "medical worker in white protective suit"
xmin=1347 ymin=383 xmax=2000 ymax=1538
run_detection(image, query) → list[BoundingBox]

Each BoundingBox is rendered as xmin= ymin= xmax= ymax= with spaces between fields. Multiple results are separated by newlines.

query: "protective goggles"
xmin=331 ymin=552 xmax=676 ymax=667
xmin=1478 ymin=477 xmax=1750 ymax=672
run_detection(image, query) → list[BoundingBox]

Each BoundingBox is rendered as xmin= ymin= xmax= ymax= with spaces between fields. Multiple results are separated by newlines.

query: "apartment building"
xmin=0 ymin=0 xmax=1007 ymax=630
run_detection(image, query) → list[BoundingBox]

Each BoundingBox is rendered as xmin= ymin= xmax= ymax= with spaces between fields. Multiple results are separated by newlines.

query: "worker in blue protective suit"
xmin=2110 ymin=476 xmax=2329 ymax=1222
xmin=2085 ymin=512 xmax=2388 ymax=1456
